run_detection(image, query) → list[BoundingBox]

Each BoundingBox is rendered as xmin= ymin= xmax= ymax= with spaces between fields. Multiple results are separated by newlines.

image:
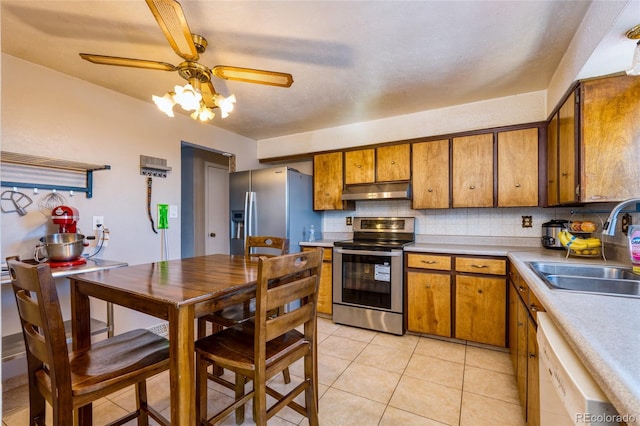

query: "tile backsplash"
xmin=323 ymin=200 xmax=573 ymax=237
xmin=321 ymin=200 xmax=636 ymax=261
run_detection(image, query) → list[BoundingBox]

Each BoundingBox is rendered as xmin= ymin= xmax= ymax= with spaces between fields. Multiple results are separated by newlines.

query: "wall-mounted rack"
xmin=140 ymin=155 xmax=171 ymax=178
xmin=0 ymin=151 xmax=110 ymax=198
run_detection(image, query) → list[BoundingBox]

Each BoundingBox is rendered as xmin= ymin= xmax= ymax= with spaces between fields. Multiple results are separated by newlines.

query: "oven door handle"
xmin=334 ymin=248 xmax=403 ymax=257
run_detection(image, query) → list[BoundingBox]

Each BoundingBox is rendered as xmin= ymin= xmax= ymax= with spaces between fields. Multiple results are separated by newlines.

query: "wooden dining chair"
xmin=197 ymin=236 xmax=291 ymax=386
xmin=194 ymin=248 xmax=323 ymax=426
xmin=6 ymin=256 xmax=171 ymax=426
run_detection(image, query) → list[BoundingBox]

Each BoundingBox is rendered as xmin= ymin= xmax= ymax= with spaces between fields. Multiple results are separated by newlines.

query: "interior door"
xmin=205 ymin=162 xmax=229 ymax=255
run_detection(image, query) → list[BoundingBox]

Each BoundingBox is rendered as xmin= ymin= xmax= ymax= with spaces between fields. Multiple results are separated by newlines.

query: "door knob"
xmin=209 ymin=233 xmax=216 ymax=238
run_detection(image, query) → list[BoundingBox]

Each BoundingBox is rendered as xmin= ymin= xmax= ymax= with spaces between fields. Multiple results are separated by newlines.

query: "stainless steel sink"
xmin=527 ymin=261 xmax=640 ymax=298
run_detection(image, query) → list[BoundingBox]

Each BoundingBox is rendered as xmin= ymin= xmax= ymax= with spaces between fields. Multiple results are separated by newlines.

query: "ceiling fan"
xmin=79 ymin=0 xmax=293 ymax=120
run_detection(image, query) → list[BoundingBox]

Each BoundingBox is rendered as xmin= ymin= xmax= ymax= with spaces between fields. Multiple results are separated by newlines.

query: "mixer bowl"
xmin=38 ymin=233 xmax=85 ymax=262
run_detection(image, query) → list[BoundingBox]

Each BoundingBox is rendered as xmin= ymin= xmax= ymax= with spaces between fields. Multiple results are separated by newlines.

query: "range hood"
xmin=341 ymin=182 xmax=412 ymax=201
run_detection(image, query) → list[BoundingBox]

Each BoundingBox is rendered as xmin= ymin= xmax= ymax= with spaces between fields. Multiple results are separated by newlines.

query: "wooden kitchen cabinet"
xmin=508 ymin=262 xmax=543 ymax=426
xmin=454 ymin=256 xmax=507 ymax=347
xmin=558 ymin=90 xmax=578 ymax=204
xmin=376 ymin=144 xmax=411 ymax=182
xmin=406 ymin=252 xmax=507 ymax=347
xmin=580 ymin=75 xmax=640 ymax=202
xmin=303 ymin=247 xmax=333 ymax=315
xmin=452 ymin=134 xmax=494 ymax=207
xmin=527 ymin=315 xmax=540 ymax=426
xmin=497 ymin=128 xmax=539 ymax=207
xmin=547 ymin=74 xmax=640 ymax=205
xmin=406 ymin=271 xmax=451 ymax=337
xmin=412 ymin=139 xmax=450 ymax=209
xmin=313 ymin=152 xmax=353 ymax=211
xmin=455 ymin=274 xmax=506 ymax=346
xmin=546 ymin=112 xmax=559 ymax=206
xmin=344 ymin=149 xmax=375 ymax=184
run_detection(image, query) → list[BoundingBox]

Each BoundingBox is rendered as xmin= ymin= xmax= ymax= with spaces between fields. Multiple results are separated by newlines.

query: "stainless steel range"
xmin=332 ymin=217 xmax=415 ymax=335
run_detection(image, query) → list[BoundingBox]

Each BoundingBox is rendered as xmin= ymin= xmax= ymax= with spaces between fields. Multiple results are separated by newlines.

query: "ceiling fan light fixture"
xmin=192 ymin=104 xmax=215 ymax=121
xmin=214 ymin=93 xmax=236 ymax=118
xmin=152 ymin=92 xmax=176 ymax=117
xmin=173 ymin=83 xmax=202 ymax=111
xmin=627 ymin=41 xmax=640 ymax=76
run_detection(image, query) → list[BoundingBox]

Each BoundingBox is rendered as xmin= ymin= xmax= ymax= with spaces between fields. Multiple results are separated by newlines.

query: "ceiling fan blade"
xmin=145 ymin=0 xmax=199 ymax=61
xmin=80 ymin=54 xmax=177 ymax=71
xmin=212 ymin=66 xmax=294 ymax=87
xmin=200 ymin=81 xmax=217 ymax=109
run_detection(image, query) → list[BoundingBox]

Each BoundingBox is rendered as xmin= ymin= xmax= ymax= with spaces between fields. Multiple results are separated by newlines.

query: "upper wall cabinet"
xmin=344 ymin=149 xmax=375 ymax=184
xmin=452 ymin=134 xmax=494 ymax=208
xmin=497 ymin=128 xmax=539 ymax=207
xmin=412 ymin=139 xmax=450 ymax=209
xmin=376 ymin=144 xmax=411 ymax=182
xmin=314 ymin=152 xmax=354 ymax=211
xmin=581 ymin=75 xmax=640 ymax=202
xmin=547 ymin=74 xmax=640 ymax=205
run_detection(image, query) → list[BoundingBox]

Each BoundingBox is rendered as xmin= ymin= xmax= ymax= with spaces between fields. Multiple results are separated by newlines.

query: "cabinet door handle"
xmin=469 ymin=185 xmax=476 ymax=190
xmin=426 ymin=284 xmax=431 ymax=289
xmin=428 ymin=188 xmax=433 ymax=192
xmin=421 ymin=260 xmax=437 ymax=264
xmin=530 ymin=304 xmax=539 ymax=312
xmin=561 ymin=172 xmax=568 ymax=177
xmin=515 ymin=183 xmax=521 ymax=188
xmin=529 ymin=352 xmax=536 ymax=359
xmin=209 ymin=232 xmax=216 ymax=237
xmin=391 ymin=160 xmax=396 ymax=165
xmin=477 ymin=289 xmax=483 ymax=294
xmin=518 ymin=286 xmax=527 ymax=293
xmin=471 ymin=264 xmax=488 ymax=269
xmin=356 ymin=164 xmax=362 ymax=168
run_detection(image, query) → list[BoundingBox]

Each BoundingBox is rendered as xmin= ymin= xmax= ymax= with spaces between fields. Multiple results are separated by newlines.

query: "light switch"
xmin=169 ymin=205 xmax=178 ymax=218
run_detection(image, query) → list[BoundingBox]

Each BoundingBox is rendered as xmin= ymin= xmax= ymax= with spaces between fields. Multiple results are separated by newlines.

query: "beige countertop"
xmin=301 ymin=238 xmax=639 ymax=417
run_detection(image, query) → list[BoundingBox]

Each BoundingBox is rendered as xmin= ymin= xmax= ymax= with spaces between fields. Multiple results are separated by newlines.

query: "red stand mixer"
xmin=44 ymin=205 xmax=86 ymax=267
xmin=52 ymin=205 xmax=79 ymax=233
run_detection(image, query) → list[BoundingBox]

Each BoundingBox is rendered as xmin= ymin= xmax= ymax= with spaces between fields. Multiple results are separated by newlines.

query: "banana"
xmin=560 ymin=230 xmax=602 ymax=252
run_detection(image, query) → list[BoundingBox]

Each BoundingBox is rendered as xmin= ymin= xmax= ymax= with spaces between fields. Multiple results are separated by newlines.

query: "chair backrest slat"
xmin=255 ymin=249 xmax=323 ymax=353
xmin=245 ymin=236 xmax=289 ymax=258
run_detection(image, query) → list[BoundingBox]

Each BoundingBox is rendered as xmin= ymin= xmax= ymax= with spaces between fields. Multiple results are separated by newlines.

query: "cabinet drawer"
xmin=407 ymin=253 xmax=452 ymax=271
xmin=456 ymin=257 xmax=506 ymax=275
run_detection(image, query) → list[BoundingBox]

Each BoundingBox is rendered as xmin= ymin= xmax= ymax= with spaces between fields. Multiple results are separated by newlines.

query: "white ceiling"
xmin=1 ymin=1 xmax=630 ymax=141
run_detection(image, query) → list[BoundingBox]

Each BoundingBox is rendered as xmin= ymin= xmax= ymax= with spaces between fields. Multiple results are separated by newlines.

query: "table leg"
xmin=168 ymin=305 xmax=196 ymax=426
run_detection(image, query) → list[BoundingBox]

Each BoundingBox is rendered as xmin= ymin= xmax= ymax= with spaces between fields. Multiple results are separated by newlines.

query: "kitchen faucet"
xmin=602 ymin=198 xmax=640 ymax=236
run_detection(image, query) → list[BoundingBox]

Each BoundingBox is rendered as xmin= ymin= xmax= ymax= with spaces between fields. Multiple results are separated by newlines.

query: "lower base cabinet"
xmin=406 ymin=271 xmax=451 ymax=336
xmin=509 ymin=263 xmax=542 ymax=426
xmin=304 ymin=247 xmax=333 ymax=315
xmin=455 ymin=275 xmax=506 ymax=346
xmin=406 ymin=252 xmax=507 ymax=347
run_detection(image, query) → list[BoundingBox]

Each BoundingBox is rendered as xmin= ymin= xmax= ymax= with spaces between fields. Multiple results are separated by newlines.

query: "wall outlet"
xmin=346 ymin=217 xmax=353 ymax=226
xmin=621 ymin=213 xmax=632 ymax=235
xmin=522 ymin=216 xmax=533 ymax=228
xmin=92 ymin=216 xmax=104 ymax=230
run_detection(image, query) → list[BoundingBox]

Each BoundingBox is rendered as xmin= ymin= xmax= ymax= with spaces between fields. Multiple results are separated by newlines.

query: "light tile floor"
xmin=2 ymin=318 xmax=525 ymax=425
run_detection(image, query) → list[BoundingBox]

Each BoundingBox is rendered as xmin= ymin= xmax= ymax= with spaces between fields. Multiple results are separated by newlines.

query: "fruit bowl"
xmin=558 ymin=229 xmax=604 ymax=259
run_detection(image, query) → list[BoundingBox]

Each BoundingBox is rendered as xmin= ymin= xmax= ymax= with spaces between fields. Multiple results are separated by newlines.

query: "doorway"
xmin=180 ymin=143 xmax=231 ymax=258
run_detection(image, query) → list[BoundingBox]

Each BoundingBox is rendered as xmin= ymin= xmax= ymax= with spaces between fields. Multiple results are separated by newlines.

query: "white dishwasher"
xmin=537 ymin=312 xmax=619 ymax=426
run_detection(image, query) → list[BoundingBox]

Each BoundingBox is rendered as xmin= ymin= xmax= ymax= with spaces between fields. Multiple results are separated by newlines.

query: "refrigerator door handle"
xmin=244 ymin=191 xmax=256 ymax=242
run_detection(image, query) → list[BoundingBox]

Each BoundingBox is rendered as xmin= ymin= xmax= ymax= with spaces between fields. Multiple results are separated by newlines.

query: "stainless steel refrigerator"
xmin=229 ymin=166 xmax=322 ymax=255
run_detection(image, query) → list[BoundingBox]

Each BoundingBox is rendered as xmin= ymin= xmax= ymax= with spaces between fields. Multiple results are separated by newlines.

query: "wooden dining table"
xmin=69 ymin=254 xmax=262 ymax=426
